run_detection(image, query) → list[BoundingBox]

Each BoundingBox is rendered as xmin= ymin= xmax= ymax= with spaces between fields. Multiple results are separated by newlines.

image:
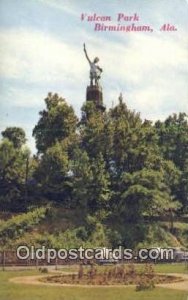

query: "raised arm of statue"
xmin=83 ymin=43 xmax=91 ymax=64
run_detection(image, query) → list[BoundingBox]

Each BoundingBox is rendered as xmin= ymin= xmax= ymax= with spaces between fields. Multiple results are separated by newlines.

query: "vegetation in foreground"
xmin=0 ymin=267 xmax=187 ymax=300
xmin=42 ymin=264 xmax=181 ymax=287
xmin=0 ymin=92 xmax=188 ymax=251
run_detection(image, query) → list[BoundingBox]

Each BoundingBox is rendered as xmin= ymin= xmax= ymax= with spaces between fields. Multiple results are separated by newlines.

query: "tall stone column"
xmin=86 ymin=85 xmax=105 ymax=112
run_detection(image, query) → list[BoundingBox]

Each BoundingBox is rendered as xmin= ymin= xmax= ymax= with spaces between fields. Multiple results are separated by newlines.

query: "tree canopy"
xmin=0 ymin=92 xmax=187 ymax=247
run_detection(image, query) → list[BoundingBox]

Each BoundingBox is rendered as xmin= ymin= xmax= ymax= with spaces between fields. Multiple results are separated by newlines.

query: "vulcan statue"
xmin=83 ymin=43 xmax=103 ymax=86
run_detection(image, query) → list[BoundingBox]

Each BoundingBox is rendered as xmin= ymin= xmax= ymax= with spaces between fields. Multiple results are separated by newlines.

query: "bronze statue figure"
xmin=83 ymin=43 xmax=103 ymax=86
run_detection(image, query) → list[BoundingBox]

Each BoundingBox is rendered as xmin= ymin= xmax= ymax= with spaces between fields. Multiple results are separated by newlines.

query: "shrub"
xmin=136 ymin=264 xmax=155 ymax=291
xmin=39 ymin=267 xmax=48 ymax=273
xmin=136 ymin=276 xmax=155 ymax=291
xmin=0 ymin=207 xmax=48 ymax=247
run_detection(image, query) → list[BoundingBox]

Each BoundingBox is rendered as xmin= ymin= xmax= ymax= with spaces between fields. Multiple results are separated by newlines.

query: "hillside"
xmin=0 ymin=94 xmax=187 ymax=253
xmin=0 ymin=206 xmax=187 ymax=251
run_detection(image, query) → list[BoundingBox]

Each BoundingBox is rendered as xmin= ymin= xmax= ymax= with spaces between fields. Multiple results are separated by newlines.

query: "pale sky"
xmin=0 ymin=0 xmax=188 ymax=152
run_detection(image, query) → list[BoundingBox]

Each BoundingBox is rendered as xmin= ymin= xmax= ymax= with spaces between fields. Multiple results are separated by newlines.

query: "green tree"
xmin=161 ymin=160 xmax=181 ymax=200
xmin=33 ymin=93 xmax=78 ymax=153
xmin=106 ymin=97 xmax=163 ymax=218
xmin=72 ymin=148 xmax=93 ymax=210
xmin=80 ymin=101 xmax=105 ymax=158
xmin=108 ymin=97 xmax=160 ymax=176
xmin=155 ymin=113 xmax=188 ymax=209
xmin=34 ymin=141 xmax=70 ymax=202
xmin=1 ymin=127 xmax=26 ymax=149
xmin=155 ymin=113 xmax=188 ymax=170
xmin=90 ymin=153 xmax=111 ymax=214
xmin=178 ymin=159 xmax=188 ymax=211
xmin=0 ymin=138 xmax=30 ymax=211
xmin=0 ymin=139 xmax=31 ymax=186
xmin=72 ymin=150 xmax=111 ymax=216
xmin=118 ymin=168 xmax=180 ymax=222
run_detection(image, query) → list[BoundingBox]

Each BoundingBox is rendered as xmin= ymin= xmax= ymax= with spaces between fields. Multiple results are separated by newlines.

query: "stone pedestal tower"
xmin=86 ymin=85 xmax=105 ymax=112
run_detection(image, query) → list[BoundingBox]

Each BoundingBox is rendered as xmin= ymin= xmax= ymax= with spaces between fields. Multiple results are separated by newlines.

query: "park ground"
xmin=0 ymin=263 xmax=188 ymax=300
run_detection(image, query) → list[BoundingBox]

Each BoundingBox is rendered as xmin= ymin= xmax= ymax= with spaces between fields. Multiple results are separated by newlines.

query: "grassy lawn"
xmin=59 ymin=262 xmax=188 ymax=274
xmin=0 ymin=264 xmax=187 ymax=300
xmin=153 ymin=262 xmax=188 ymax=274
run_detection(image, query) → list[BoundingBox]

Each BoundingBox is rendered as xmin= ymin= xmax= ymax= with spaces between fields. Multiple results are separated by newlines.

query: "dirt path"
xmin=9 ymin=272 xmax=188 ymax=290
xmin=158 ymin=273 xmax=188 ymax=291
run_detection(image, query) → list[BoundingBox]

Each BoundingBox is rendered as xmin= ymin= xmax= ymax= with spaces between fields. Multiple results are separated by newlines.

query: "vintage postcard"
xmin=0 ymin=1 xmax=188 ymax=299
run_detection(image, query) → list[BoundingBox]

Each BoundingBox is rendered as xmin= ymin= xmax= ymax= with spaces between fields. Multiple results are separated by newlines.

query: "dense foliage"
xmin=0 ymin=92 xmax=187 ymax=248
xmin=0 ymin=207 xmax=48 ymax=247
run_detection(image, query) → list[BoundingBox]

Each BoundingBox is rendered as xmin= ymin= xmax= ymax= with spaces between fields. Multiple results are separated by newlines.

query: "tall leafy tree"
xmin=80 ymin=101 xmax=105 ymax=158
xmin=178 ymin=159 xmax=188 ymax=211
xmin=1 ymin=127 xmax=26 ymax=149
xmin=106 ymin=97 xmax=163 ymax=216
xmin=155 ymin=113 xmax=188 ymax=169
xmin=90 ymin=152 xmax=111 ymax=214
xmin=0 ymin=138 xmax=30 ymax=211
xmin=155 ymin=113 xmax=188 ymax=209
xmin=72 ymin=148 xmax=93 ymax=210
xmin=33 ymin=93 xmax=78 ymax=153
xmin=34 ymin=141 xmax=70 ymax=202
xmin=72 ymin=149 xmax=111 ymax=217
xmin=118 ymin=168 xmax=180 ymax=222
xmin=109 ymin=97 xmax=160 ymax=176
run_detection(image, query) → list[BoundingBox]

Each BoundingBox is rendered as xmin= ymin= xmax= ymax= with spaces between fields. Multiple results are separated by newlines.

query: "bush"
xmin=0 ymin=207 xmax=48 ymax=247
xmin=136 ymin=264 xmax=155 ymax=291
xmin=39 ymin=267 xmax=48 ymax=273
xmin=136 ymin=276 xmax=155 ymax=291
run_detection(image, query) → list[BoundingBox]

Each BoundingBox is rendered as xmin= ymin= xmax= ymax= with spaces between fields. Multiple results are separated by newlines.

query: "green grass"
xmin=58 ymin=262 xmax=188 ymax=274
xmin=153 ymin=262 xmax=188 ymax=274
xmin=0 ymin=265 xmax=187 ymax=300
